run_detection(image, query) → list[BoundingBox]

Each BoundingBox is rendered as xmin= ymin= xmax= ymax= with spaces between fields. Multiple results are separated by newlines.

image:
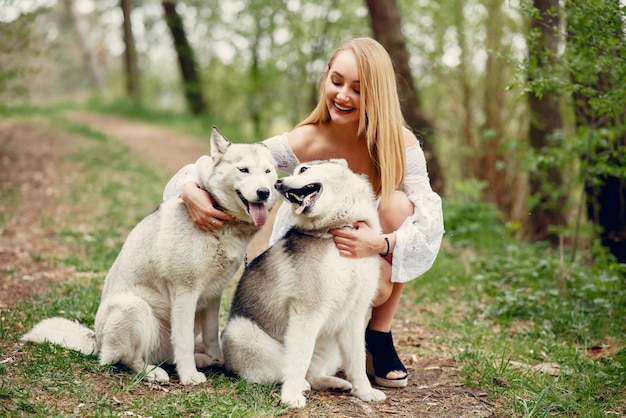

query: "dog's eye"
xmin=298 ymin=166 xmax=308 ymax=174
xmin=238 ymin=167 xmax=249 ymax=173
xmin=265 ymin=169 xmax=271 ymax=174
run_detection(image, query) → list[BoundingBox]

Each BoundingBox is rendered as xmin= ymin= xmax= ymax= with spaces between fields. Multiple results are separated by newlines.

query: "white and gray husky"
xmin=22 ymin=127 xmax=278 ymax=385
xmin=221 ymin=159 xmax=386 ymax=408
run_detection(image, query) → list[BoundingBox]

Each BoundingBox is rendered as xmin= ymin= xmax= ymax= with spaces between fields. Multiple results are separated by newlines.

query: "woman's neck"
xmin=326 ymin=121 xmax=362 ymax=145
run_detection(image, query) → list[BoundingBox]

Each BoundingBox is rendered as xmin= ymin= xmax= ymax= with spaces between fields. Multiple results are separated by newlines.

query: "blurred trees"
xmin=64 ymin=0 xmax=105 ymax=94
xmin=366 ymin=0 xmax=444 ymax=194
xmin=121 ymin=0 xmax=140 ymax=101
xmin=522 ymin=0 xmax=626 ymax=261
xmin=565 ymin=0 xmax=626 ymax=262
xmin=162 ymin=1 xmax=207 ymax=115
xmin=2 ymin=0 xmax=625 ymax=261
xmin=524 ymin=0 xmax=567 ymax=243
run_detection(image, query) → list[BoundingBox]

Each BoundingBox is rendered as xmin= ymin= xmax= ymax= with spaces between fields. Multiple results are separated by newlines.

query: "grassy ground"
xmin=1 ymin=105 xmax=625 ymax=417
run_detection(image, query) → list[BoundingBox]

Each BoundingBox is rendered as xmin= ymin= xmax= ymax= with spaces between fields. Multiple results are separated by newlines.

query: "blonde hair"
xmin=297 ymin=37 xmax=406 ymax=208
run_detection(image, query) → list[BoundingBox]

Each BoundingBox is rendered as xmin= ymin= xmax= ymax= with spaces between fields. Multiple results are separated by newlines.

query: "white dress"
xmin=163 ymin=133 xmax=444 ymax=283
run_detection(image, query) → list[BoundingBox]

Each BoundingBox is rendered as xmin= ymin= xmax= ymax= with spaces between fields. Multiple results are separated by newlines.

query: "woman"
xmin=163 ymin=37 xmax=444 ymax=388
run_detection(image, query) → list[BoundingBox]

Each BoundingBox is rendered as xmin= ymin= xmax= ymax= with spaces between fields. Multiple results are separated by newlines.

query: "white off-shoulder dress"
xmin=163 ymin=133 xmax=444 ymax=284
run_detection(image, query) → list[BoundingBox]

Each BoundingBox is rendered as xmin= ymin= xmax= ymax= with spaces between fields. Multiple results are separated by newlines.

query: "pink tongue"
xmin=249 ymin=202 xmax=269 ymax=226
xmin=295 ymin=192 xmax=317 ymax=215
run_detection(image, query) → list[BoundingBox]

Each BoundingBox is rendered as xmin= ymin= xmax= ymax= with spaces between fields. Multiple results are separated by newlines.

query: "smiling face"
xmin=324 ymin=50 xmax=361 ymax=127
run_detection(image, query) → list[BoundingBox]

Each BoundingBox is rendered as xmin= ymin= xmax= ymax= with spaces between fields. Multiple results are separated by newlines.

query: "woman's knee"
xmin=374 ymin=259 xmax=393 ymax=307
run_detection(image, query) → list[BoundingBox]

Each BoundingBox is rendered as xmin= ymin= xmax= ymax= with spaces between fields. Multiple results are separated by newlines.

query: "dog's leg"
xmin=194 ymin=296 xmax=223 ymax=368
xmin=96 ymin=294 xmax=171 ymax=383
xmin=221 ymin=316 xmax=283 ymax=384
xmin=307 ymin=337 xmax=352 ymax=392
xmin=170 ymin=291 xmax=207 ymax=385
xmin=338 ymin=318 xmax=386 ymax=403
xmin=280 ymin=314 xmax=322 ymax=408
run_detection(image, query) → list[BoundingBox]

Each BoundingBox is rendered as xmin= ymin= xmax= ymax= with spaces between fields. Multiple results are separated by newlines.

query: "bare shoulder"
xmin=402 ymin=126 xmax=418 ymax=148
xmin=287 ymin=124 xmax=319 ymax=143
xmin=287 ymin=124 xmax=324 ymax=160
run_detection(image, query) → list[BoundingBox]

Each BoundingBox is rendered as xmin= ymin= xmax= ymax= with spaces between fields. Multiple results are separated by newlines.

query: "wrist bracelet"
xmin=379 ymin=235 xmax=390 ymax=257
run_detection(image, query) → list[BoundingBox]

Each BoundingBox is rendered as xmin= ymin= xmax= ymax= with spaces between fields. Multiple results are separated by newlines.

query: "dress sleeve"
xmin=263 ymin=133 xmax=299 ymax=175
xmin=391 ymin=143 xmax=445 ymax=283
xmin=162 ymin=155 xmax=210 ymax=201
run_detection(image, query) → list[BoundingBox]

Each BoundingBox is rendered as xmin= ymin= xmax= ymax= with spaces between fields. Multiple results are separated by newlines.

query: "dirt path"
xmin=0 ymin=114 xmax=496 ymax=417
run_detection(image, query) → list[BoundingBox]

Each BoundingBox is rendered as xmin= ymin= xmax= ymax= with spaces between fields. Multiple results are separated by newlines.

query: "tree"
xmin=565 ymin=0 xmax=626 ymax=262
xmin=121 ymin=0 xmax=140 ymax=101
xmin=64 ymin=0 xmax=104 ymax=95
xmin=365 ymin=0 xmax=444 ymax=195
xmin=523 ymin=0 xmax=568 ymax=243
xmin=479 ymin=0 xmax=513 ymax=214
xmin=162 ymin=1 xmax=207 ymax=115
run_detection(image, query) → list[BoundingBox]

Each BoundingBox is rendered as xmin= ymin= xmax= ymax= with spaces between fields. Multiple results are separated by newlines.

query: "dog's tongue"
xmin=249 ymin=202 xmax=269 ymax=226
xmin=295 ymin=191 xmax=318 ymax=215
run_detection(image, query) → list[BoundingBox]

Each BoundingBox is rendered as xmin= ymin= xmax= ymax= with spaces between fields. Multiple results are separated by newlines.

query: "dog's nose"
xmin=257 ymin=188 xmax=270 ymax=201
xmin=274 ymin=179 xmax=283 ymax=190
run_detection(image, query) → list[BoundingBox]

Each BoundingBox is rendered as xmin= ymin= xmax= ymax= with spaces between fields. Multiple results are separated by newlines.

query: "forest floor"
xmin=0 ymin=112 xmax=498 ymax=417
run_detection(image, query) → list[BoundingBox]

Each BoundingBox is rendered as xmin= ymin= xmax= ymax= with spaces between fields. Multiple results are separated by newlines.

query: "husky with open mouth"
xmin=22 ymin=127 xmax=278 ymax=385
xmin=221 ymin=159 xmax=386 ymax=408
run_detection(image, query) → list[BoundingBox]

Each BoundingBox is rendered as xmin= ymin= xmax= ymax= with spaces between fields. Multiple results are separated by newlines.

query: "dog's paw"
xmin=355 ymin=387 xmax=386 ymax=403
xmin=281 ymin=380 xmax=309 ymax=408
xmin=281 ymin=391 xmax=307 ymax=408
xmin=145 ymin=366 xmax=170 ymax=383
xmin=194 ymin=353 xmax=223 ymax=368
xmin=179 ymin=370 xmax=207 ymax=385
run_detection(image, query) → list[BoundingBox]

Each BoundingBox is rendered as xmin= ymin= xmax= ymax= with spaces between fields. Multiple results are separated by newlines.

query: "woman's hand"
xmin=181 ymin=181 xmax=237 ymax=231
xmin=330 ymin=222 xmax=394 ymax=259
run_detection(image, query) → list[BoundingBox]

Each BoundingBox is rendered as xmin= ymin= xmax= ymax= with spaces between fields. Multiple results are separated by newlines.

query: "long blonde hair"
xmin=297 ymin=37 xmax=406 ymax=208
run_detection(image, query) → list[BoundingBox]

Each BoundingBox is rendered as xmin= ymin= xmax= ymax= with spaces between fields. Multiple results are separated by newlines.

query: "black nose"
xmin=257 ymin=188 xmax=270 ymax=200
xmin=274 ymin=179 xmax=283 ymax=189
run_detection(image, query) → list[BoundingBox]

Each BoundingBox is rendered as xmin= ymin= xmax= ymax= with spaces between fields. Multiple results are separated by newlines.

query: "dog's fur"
xmin=22 ymin=127 xmax=278 ymax=385
xmin=221 ymin=159 xmax=386 ymax=408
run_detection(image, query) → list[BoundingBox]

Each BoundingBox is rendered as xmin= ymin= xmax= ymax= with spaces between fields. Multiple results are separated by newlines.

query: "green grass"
xmin=85 ymin=97 xmax=254 ymax=143
xmin=1 ymin=106 xmax=625 ymax=417
xmin=413 ymin=196 xmax=626 ymax=417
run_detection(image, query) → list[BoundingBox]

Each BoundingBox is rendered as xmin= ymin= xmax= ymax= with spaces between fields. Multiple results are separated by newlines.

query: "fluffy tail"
xmin=21 ymin=317 xmax=97 ymax=355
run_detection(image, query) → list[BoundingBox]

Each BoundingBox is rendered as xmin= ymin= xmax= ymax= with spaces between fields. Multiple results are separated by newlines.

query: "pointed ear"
xmin=210 ymin=126 xmax=231 ymax=158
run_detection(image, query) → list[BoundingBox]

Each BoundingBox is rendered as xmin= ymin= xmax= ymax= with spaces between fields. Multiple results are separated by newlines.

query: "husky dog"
xmin=22 ymin=127 xmax=278 ymax=385
xmin=221 ymin=159 xmax=386 ymax=408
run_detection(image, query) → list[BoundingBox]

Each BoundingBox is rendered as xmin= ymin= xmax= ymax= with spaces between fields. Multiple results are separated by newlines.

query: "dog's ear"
xmin=210 ymin=126 xmax=232 ymax=158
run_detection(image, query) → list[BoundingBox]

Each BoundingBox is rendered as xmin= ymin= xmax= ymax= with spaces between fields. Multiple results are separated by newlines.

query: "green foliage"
xmin=442 ymin=180 xmax=509 ymax=246
xmin=0 ymin=9 xmax=44 ymax=102
xmin=418 ymin=194 xmax=626 ymax=417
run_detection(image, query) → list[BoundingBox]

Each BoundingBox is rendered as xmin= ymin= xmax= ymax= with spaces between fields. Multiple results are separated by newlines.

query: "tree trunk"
xmin=121 ymin=0 xmax=140 ymax=101
xmin=480 ymin=0 xmax=509 ymax=213
xmin=64 ymin=0 xmax=104 ymax=94
xmin=523 ymin=0 xmax=567 ymax=243
xmin=365 ymin=0 xmax=444 ymax=195
xmin=162 ymin=1 xmax=207 ymax=115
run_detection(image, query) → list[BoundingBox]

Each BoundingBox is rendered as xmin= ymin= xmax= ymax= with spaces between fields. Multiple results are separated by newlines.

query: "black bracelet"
xmin=379 ymin=235 xmax=390 ymax=257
